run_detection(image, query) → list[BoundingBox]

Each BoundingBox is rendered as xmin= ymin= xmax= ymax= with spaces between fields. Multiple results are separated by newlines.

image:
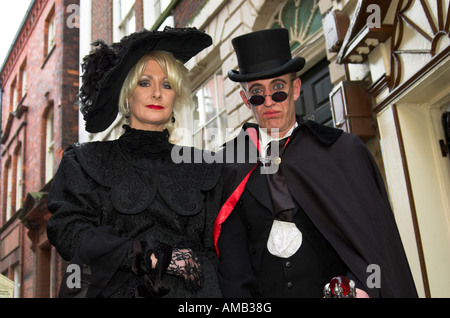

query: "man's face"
xmin=240 ymin=73 xmax=301 ymax=138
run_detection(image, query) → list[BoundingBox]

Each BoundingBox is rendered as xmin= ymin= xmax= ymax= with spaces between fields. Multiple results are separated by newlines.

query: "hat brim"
xmin=84 ymin=28 xmax=212 ymax=133
xmin=228 ymin=57 xmax=305 ymax=82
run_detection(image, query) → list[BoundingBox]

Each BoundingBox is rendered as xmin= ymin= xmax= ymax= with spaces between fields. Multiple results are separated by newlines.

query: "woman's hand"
xmin=166 ymin=248 xmax=203 ymax=291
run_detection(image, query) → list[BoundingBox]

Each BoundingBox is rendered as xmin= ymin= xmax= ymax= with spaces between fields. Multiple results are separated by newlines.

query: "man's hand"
xmin=356 ymin=288 xmax=370 ymax=298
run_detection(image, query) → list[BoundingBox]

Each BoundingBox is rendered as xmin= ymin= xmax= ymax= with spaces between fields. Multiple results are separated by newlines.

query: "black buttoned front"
xmin=250 ymin=187 xmax=348 ymax=297
xmin=221 ymin=148 xmax=348 ymax=298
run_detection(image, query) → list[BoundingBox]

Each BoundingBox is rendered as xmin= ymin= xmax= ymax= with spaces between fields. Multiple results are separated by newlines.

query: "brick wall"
xmin=173 ymin=0 xmax=209 ymax=27
xmin=135 ymin=0 xmax=144 ymax=30
xmin=0 ymin=0 xmax=79 ymax=298
xmin=58 ymin=0 xmax=80 ymax=163
xmin=91 ymin=0 xmax=113 ymax=43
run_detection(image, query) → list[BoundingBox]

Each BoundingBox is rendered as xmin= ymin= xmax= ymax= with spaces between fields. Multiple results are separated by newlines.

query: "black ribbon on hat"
xmin=265 ymin=138 xmax=295 ymax=222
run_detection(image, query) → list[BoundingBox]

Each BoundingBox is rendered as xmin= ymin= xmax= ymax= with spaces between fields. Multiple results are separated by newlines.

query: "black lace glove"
xmin=166 ymin=248 xmax=203 ymax=291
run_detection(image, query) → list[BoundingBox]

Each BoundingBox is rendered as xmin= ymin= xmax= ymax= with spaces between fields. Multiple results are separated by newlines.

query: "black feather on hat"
xmin=79 ymin=27 xmax=213 ymax=133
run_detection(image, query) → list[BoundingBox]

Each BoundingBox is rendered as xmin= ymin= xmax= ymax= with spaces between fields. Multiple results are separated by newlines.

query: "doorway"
xmin=296 ymin=59 xmax=333 ymax=126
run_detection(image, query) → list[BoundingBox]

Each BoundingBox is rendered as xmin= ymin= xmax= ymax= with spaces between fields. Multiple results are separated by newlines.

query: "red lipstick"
xmin=146 ymin=105 xmax=163 ymax=110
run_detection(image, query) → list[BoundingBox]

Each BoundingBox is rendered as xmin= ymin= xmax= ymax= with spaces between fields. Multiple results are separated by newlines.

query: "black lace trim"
xmin=71 ymin=137 xmax=221 ymax=216
xmin=118 ymin=125 xmax=172 ymax=159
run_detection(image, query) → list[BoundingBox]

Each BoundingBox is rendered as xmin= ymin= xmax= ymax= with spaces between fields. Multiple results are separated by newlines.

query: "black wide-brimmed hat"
xmin=228 ymin=28 xmax=305 ymax=82
xmin=79 ymin=27 xmax=212 ymax=133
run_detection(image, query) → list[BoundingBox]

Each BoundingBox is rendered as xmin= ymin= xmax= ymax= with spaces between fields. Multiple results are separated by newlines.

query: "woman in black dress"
xmin=46 ymin=27 xmax=222 ymax=298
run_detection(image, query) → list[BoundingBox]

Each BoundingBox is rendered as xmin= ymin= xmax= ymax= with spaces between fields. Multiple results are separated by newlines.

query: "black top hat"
xmin=79 ymin=27 xmax=212 ymax=133
xmin=228 ymin=28 xmax=305 ymax=82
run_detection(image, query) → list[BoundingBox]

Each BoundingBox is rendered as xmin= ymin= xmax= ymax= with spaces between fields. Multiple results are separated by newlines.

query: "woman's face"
xmin=128 ymin=59 xmax=175 ymax=131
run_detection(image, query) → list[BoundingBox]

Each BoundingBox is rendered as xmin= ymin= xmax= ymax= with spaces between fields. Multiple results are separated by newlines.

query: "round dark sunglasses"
xmin=248 ymin=91 xmax=288 ymax=106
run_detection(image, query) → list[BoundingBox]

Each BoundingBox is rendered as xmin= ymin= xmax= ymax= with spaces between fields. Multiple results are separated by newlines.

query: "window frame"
xmin=15 ymin=146 xmax=23 ymax=211
xmin=113 ymin=0 xmax=136 ymax=41
xmin=19 ymin=60 xmax=27 ymax=100
xmin=5 ymin=159 xmax=13 ymax=221
xmin=44 ymin=6 xmax=56 ymax=57
xmin=45 ymin=108 xmax=54 ymax=184
xmin=118 ymin=0 xmax=136 ymax=37
xmin=10 ymin=79 xmax=17 ymax=112
xmin=143 ymin=0 xmax=176 ymax=30
xmin=191 ymin=71 xmax=227 ymax=151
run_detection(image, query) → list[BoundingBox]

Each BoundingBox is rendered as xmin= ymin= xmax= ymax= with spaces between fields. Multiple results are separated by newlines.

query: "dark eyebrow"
xmin=140 ymin=74 xmax=169 ymax=82
xmin=248 ymin=78 xmax=287 ymax=92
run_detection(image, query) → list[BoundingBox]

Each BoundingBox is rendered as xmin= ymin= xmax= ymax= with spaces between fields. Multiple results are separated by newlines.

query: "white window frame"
xmin=113 ymin=0 xmax=136 ymax=41
xmin=11 ymin=80 xmax=18 ymax=111
xmin=191 ymin=72 xmax=227 ymax=151
xmin=6 ymin=162 xmax=13 ymax=220
xmin=143 ymin=0 xmax=174 ymax=30
xmin=16 ymin=148 xmax=23 ymax=211
xmin=47 ymin=14 xmax=56 ymax=52
xmin=13 ymin=265 xmax=20 ymax=298
xmin=45 ymin=109 xmax=54 ymax=183
xmin=20 ymin=66 xmax=27 ymax=99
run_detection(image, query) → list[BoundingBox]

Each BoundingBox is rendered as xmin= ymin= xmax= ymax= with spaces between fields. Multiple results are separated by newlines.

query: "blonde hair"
xmin=118 ymin=51 xmax=192 ymax=143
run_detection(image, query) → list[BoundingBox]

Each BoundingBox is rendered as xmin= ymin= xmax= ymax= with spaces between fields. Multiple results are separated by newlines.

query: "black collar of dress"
xmin=118 ymin=125 xmax=173 ymax=158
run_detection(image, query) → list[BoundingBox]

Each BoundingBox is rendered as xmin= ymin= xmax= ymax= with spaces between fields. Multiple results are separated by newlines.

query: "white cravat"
xmin=259 ymin=122 xmax=298 ymax=158
xmin=258 ymin=122 xmax=302 ymax=258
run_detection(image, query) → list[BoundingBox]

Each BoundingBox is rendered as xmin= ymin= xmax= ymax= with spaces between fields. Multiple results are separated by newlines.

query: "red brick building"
xmin=0 ymin=0 xmax=79 ymax=297
xmin=0 ymin=0 xmax=206 ymax=298
xmin=0 ymin=0 xmax=444 ymax=298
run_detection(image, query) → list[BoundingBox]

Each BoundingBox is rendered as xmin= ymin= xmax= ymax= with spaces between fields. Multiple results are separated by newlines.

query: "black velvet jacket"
xmin=47 ymin=126 xmax=222 ymax=298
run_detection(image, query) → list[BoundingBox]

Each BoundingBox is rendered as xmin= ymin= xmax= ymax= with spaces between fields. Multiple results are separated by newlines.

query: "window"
xmin=10 ymin=79 xmax=17 ymax=112
xmin=45 ymin=7 xmax=56 ymax=57
xmin=117 ymin=0 xmax=136 ymax=39
xmin=19 ymin=60 xmax=27 ymax=99
xmin=48 ymin=15 xmax=56 ymax=50
xmin=15 ymin=147 xmax=23 ymax=211
xmin=6 ymin=160 xmax=13 ymax=220
xmin=13 ymin=265 xmax=20 ymax=298
xmin=45 ymin=109 xmax=54 ymax=183
xmin=192 ymin=72 xmax=227 ymax=151
xmin=143 ymin=0 xmax=174 ymax=30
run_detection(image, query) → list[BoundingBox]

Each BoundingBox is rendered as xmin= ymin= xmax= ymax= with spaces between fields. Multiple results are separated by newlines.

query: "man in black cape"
xmin=213 ymin=28 xmax=417 ymax=298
